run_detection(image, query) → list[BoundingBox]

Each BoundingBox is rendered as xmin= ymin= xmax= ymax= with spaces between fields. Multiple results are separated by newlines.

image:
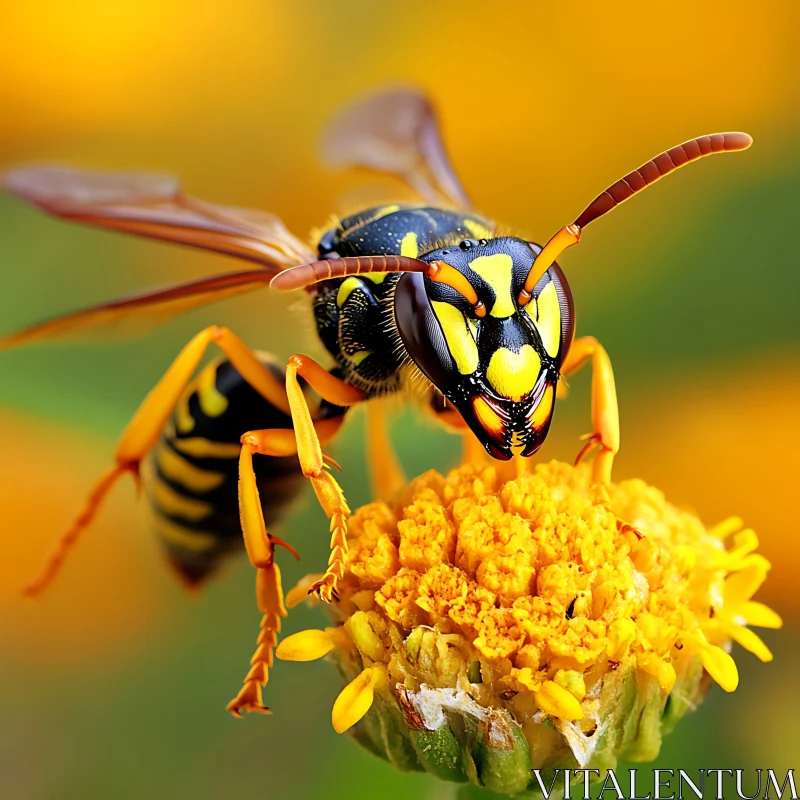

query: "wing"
xmin=0 ymin=270 xmax=276 ymax=349
xmin=321 ymin=87 xmax=472 ymax=210
xmin=4 ymin=166 xmax=316 ymax=268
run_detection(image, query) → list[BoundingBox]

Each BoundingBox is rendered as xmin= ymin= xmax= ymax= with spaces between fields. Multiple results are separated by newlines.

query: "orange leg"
xmin=23 ymin=326 xmax=288 ymax=597
xmin=236 ymin=355 xmax=364 ymax=606
xmin=430 ymin=398 xmax=487 ymax=466
xmin=286 ymin=356 xmax=364 ymax=602
xmin=366 ymin=401 xmax=406 ymax=500
xmin=226 ymin=417 xmax=343 ymax=717
xmin=560 ymin=335 xmax=620 ymax=485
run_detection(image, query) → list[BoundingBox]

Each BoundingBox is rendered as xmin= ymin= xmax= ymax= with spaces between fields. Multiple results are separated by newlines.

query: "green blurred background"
xmin=0 ymin=1 xmax=797 ymax=798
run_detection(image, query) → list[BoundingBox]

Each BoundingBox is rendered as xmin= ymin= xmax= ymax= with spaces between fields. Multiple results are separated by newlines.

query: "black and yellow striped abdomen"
xmin=142 ymin=355 xmax=311 ymax=584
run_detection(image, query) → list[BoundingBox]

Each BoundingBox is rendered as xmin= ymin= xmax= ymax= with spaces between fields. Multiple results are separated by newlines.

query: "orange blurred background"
xmin=0 ymin=2 xmax=797 ymax=798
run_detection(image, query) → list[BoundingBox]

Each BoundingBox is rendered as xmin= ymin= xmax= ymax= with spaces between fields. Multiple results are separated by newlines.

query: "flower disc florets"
xmin=278 ymin=460 xmax=780 ymax=796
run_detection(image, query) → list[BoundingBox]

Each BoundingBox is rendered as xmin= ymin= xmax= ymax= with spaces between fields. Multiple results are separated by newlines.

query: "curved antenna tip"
xmin=729 ymin=132 xmax=754 ymax=150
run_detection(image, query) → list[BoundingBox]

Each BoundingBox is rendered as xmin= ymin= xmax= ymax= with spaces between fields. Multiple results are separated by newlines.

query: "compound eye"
xmin=393 ymin=273 xmax=459 ymax=392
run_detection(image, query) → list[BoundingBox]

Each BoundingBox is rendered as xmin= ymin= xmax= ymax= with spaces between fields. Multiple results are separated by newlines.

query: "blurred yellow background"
xmin=0 ymin=1 xmax=797 ymax=798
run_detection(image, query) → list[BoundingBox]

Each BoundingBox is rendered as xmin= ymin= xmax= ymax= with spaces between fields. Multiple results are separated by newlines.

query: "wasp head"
xmin=394 ymin=237 xmax=574 ymax=460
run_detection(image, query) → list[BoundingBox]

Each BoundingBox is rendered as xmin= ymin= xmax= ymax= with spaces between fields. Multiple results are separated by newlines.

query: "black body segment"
xmin=313 ymin=204 xmax=496 ymax=396
xmin=142 ymin=356 xmax=337 ymax=583
xmin=317 ymin=204 xmax=494 ymax=260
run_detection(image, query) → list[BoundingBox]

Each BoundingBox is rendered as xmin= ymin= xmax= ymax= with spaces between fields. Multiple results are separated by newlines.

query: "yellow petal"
xmin=727 ymin=624 xmax=773 ymax=663
xmin=709 ymin=517 xmax=743 ymax=539
xmin=741 ymin=601 xmax=783 ymax=629
xmin=699 ymin=645 xmax=739 ymax=692
xmin=285 ymin=573 xmax=324 ymax=609
xmin=332 ymin=667 xmax=376 ymax=734
xmin=275 ymin=629 xmax=335 ymax=662
xmin=730 ymin=528 xmax=759 ymax=556
xmin=723 ymin=561 xmax=769 ymax=605
xmin=534 ymin=680 xmax=584 ymax=721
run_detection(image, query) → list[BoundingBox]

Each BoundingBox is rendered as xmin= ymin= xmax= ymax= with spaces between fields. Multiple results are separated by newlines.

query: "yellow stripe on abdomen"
xmin=155 ymin=443 xmax=226 ymax=493
xmin=152 ymin=514 xmax=218 ymax=552
xmin=151 ymin=479 xmax=214 ymax=522
xmin=171 ymin=435 xmax=242 ymax=460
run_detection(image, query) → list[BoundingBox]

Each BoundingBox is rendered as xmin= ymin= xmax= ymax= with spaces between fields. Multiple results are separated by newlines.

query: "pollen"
xmin=281 ymin=459 xmax=780 ymax=792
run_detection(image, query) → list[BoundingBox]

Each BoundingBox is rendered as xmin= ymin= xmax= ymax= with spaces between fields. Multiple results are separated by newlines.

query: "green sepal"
xmin=588 ymin=666 xmax=638 ymax=774
xmin=661 ymin=656 xmax=704 ymax=735
xmin=409 ymin=725 xmax=468 ymax=783
xmin=467 ymin=712 xmax=532 ymax=796
xmin=349 ymin=707 xmax=389 ymax=762
xmin=620 ymin=672 xmax=664 ymax=762
xmin=373 ymin=688 xmax=424 ymax=773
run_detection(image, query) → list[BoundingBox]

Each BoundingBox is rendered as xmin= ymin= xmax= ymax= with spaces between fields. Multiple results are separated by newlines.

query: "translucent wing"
xmin=321 ymin=87 xmax=472 ymax=210
xmin=0 ymin=270 xmax=275 ymax=349
xmin=4 ymin=166 xmax=316 ymax=268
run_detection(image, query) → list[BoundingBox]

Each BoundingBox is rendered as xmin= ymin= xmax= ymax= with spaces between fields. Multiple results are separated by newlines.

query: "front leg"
xmin=285 ymin=355 xmax=365 ymax=602
xmin=560 ymin=336 xmax=619 ymax=485
xmin=366 ymin=401 xmax=407 ymax=500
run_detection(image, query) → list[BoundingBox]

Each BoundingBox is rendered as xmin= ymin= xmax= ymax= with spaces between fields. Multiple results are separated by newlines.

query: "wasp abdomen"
xmin=141 ymin=355 xmax=308 ymax=584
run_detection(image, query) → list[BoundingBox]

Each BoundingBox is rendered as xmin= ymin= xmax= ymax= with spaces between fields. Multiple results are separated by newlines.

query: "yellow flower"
xmin=277 ymin=459 xmax=780 ymax=796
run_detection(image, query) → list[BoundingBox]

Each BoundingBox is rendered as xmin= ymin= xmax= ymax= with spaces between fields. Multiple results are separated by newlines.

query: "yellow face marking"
xmin=171 ymin=435 xmax=242 ymax=460
xmin=530 ymin=384 xmax=555 ymax=430
xmin=151 ymin=479 xmax=214 ymax=522
xmin=463 ymin=218 xmax=493 ymax=240
xmin=154 ymin=444 xmax=226 ymax=493
xmin=152 ymin=514 xmax=218 ymax=552
xmin=468 ymin=253 xmax=516 ymax=318
xmin=472 ymin=396 xmax=505 ymax=438
xmin=400 ymin=231 xmax=419 ymax=258
xmin=486 ymin=345 xmax=542 ymax=401
xmin=431 ymin=300 xmax=479 ymax=375
xmin=526 ymin=281 xmax=561 ymax=358
xmin=197 ymin=362 xmax=229 ymax=418
xmin=364 ymin=273 xmax=387 ymax=284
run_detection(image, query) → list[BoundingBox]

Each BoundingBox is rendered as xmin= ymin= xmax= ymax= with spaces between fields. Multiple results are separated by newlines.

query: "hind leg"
xmin=23 ymin=326 xmax=288 ymax=596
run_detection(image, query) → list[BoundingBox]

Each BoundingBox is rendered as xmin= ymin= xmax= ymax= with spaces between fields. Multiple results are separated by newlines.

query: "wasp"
xmin=1 ymin=88 xmax=751 ymax=715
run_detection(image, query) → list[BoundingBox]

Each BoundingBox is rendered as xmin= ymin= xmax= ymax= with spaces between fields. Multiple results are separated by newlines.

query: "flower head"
xmin=278 ymin=459 xmax=780 ymax=795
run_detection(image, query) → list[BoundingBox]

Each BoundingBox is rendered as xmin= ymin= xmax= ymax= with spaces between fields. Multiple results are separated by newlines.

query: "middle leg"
xmin=237 ymin=354 xmax=365 ymax=605
xmin=226 ymin=417 xmax=343 ymax=717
